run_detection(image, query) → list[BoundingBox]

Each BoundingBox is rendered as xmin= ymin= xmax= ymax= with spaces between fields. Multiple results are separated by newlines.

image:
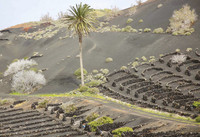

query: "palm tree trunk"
xmin=79 ymin=34 xmax=84 ymax=86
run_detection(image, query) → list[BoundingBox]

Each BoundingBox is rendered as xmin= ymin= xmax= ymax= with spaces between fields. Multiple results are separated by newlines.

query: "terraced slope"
xmin=0 ymin=97 xmax=200 ymax=137
xmin=0 ymin=107 xmax=87 ymax=137
xmin=101 ymin=49 xmax=200 ymax=118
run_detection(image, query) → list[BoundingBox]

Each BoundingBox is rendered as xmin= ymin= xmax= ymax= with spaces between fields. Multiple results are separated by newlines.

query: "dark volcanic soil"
xmin=0 ymin=96 xmax=199 ymax=137
xmin=0 ymin=0 xmax=200 ymax=94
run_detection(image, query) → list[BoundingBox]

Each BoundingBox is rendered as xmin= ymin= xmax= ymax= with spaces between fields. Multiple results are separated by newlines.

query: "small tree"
xmin=64 ymin=3 xmax=97 ymax=86
xmin=4 ymin=59 xmax=37 ymax=76
xmin=4 ymin=59 xmax=46 ymax=93
xmin=12 ymin=70 xmax=46 ymax=93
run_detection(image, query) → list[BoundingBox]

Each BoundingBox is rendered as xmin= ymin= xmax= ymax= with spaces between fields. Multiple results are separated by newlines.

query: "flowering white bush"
xmin=166 ymin=4 xmax=198 ymax=35
xmin=4 ymin=59 xmax=37 ymax=76
xmin=171 ymin=54 xmax=187 ymax=64
xmin=12 ymin=70 xmax=46 ymax=93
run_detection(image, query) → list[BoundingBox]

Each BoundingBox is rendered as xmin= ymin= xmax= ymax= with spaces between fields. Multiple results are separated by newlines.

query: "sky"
xmin=0 ymin=0 xmax=146 ymax=30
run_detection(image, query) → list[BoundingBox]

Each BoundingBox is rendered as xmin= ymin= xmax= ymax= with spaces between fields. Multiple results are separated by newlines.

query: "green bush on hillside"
xmin=120 ymin=66 xmax=127 ymax=70
xmin=112 ymin=127 xmax=133 ymax=137
xmin=105 ymin=57 xmax=113 ymax=63
xmin=63 ymin=104 xmax=77 ymax=113
xmin=144 ymin=28 xmax=151 ymax=32
xmin=87 ymin=87 xmax=100 ymax=94
xmin=74 ymin=68 xmax=88 ymax=77
xmin=38 ymin=100 xmax=48 ymax=108
xmin=0 ymin=99 xmax=8 ymax=106
xmin=153 ymin=28 xmax=164 ymax=33
xmin=195 ymin=116 xmax=200 ymax=122
xmin=186 ymin=48 xmax=192 ymax=52
xmin=79 ymin=85 xmax=89 ymax=92
xmin=157 ymin=4 xmax=163 ymax=8
xmin=86 ymin=112 xmax=99 ymax=122
xmin=100 ymin=69 xmax=109 ymax=75
xmin=92 ymin=69 xmax=99 ymax=74
xmin=88 ymin=116 xmax=113 ymax=131
xmin=126 ymin=18 xmax=133 ymax=24
xmin=86 ymin=80 xmax=101 ymax=87
xmin=122 ymin=25 xmax=137 ymax=33
xmin=193 ymin=101 xmax=200 ymax=108
xmin=139 ymin=19 xmax=143 ymax=23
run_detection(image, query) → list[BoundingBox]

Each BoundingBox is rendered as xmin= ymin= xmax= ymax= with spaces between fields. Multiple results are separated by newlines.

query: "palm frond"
xmin=63 ymin=2 xmax=98 ymax=36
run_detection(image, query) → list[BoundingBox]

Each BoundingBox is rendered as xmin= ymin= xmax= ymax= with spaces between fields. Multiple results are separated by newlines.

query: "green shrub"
xmin=150 ymin=56 xmax=155 ymax=59
xmin=105 ymin=57 xmax=113 ymax=63
xmin=38 ymin=100 xmax=48 ymax=108
xmin=144 ymin=28 xmax=151 ymax=32
xmin=126 ymin=18 xmax=133 ymax=24
xmin=23 ymin=57 xmax=29 ymax=60
xmin=153 ymin=28 xmax=164 ymax=33
xmin=135 ymin=57 xmax=139 ymax=61
xmin=63 ymin=104 xmax=77 ymax=113
xmin=131 ymin=29 xmax=138 ymax=33
xmin=112 ymin=127 xmax=133 ymax=137
xmin=139 ymin=19 xmax=143 ymax=23
xmin=100 ymin=69 xmax=109 ymax=75
xmin=157 ymin=4 xmax=163 ymax=8
xmin=172 ymin=31 xmax=179 ymax=36
xmin=184 ymin=32 xmax=191 ymax=35
xmin=132 ymin=61 xmax=139 ymax=67
xmin=193 ymin=101 xmax=200 ymax=108
xmin=159 ymin=54 xmax=164 ymax=57
xmin=186 ymin=48 xmax=192 ymax=52
xmin=121 ymin=28 xmax=126 ymax=32
xmin=12 ymin=59 xmax=19 ymax=63
xmin=195 ymin=116 xmax=200 ymax=122
xmin=110 ymin=25 xmax=118 ymax=32
xmin=141 ymin=56 xmax=147 ymax=61
xmin=126 ymin=26 xmax=133 ymax=32
xmin=86 ymin=112 xmax=99 ymax=122
xmin=95 ymin=73 xmax=104 ymax=79
xmin=149 ymin=59 xmax=156 ymax=63
xmin=74 ymin=68 xmax=88 ymax=76
xmin=120 ymin=66 xmax=127 ymax=70
xmin=86 ymin=80 xmax=101 ymax=87
xmin=0 ymin=99 xmax=8 ymax=106
xmin=175 ymin=49 xmax=180 ymax=52
xmin=79 ymin=85 xmax=89 ymax=92
xmin=87 ymin=87 xmax=100 ymax=94
xmin=139 ymin=29 xmax=143 ymax=32
xmin=30 ymin=68 xmax=38 ymax=72
xmin=88 ymin=116 xmax=113 ymax=132
xmin=92 ymin=69 xmax=99 ymax=74
xmin=115 ymin=28 xmax=122 ymax=32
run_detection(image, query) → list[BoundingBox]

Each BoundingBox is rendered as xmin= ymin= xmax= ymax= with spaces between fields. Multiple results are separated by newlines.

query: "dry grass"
xmin=40 ymin=13 xmax=54 ymax=22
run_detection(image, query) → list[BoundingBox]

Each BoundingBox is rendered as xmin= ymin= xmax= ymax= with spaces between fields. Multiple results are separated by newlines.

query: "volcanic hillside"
xmin=0 ymin=0 xmax=200 ymax=94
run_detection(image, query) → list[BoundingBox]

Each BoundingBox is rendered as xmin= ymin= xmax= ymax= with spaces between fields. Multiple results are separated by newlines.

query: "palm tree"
xmin=65 ymin=3 xmax=97 ymax=86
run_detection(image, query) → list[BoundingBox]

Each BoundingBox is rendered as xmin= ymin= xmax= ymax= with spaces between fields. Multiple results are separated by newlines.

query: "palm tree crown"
xmin=67 ymin=3 xmax=97 ymax=36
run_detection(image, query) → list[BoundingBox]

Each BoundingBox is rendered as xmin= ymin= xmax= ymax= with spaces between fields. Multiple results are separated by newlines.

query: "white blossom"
xmin=4 ymin=59 xmax=37 ymax=76
xmin=171 ymin=54 xmax=187 ymax=64
xmin=11 ymin=70 xmax=46 ymax=93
